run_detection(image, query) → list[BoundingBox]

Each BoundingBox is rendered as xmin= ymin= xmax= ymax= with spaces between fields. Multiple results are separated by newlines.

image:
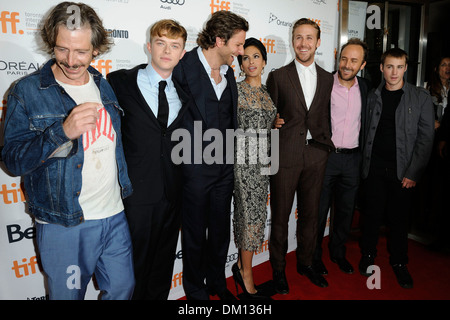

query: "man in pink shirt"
xmin=312 ymin=38 xmax=371 ymax=276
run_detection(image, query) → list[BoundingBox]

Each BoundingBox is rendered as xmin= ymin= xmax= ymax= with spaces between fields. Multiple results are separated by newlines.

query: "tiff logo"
xmin=210 ymin=0 xmax=230 ymax=14
xmin=91 ymin=59 xmax=112 ymax=76
xmin=0 ymin=183 xmax=26 ymax=204
xmin=11 ymin=256 xmax=39 ymax=278
xmin=0 ymin=11 xmax=23 ymax=34
xmin=260 ymin=38 xmax=275 ymax=54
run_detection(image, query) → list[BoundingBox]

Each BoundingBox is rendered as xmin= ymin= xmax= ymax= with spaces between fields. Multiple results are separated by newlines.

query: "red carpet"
xmin=229 ymin=234 xmax=450 ymax=300
xmin=182 ymin=232 xmax=450 ymax=301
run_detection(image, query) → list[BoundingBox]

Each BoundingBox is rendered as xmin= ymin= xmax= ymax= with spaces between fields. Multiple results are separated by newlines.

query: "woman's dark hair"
xmin=237 ymin=37 xmax=267 ymax=66
xmin=427 ymin=56 xmax=450 ymax=104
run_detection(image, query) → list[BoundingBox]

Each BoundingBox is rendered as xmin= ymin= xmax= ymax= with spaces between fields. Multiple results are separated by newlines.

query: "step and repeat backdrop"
xmin=0 ymin=0 xmax=342 ymax=300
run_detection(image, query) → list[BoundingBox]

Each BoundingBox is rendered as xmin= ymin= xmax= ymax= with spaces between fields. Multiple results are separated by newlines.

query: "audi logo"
xmin=160 ymin=0 xmax=185 ymax=5
xmin=226 ymin=252 xmax=238 ymax=263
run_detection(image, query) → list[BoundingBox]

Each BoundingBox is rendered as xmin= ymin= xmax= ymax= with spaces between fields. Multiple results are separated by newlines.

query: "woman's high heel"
xmin=231 ymin=263 xmax=270 ymax=300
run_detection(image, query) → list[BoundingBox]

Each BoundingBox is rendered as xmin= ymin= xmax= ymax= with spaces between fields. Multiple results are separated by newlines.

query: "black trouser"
xmin=314 ymin=151 xmax=361 ymax=261
xmin=124 ymin=197 xmax=181 ymax=300
xmin=360 ymin=166 xmax=414 ymax=265
xmin=181 ymin=164 xmax=234 ymax=300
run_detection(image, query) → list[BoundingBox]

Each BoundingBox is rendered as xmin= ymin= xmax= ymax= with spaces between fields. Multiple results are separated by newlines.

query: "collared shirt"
xmin=197 ymin=46 xmax=229 ymax=99
xmin=295 ymin=60 xmax=317 ymax=109
xmin=295 ymin=60 xmax=317 ymax=140
xmin=137 ymin=63 xmax=182 ymax=126
xmin=330 ymin=72 xmax=361 ymax=149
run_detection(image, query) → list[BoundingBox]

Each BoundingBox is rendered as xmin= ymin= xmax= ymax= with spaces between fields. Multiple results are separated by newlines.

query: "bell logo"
xmin=0 ymin=11 xmax=24 ymax=34
xmin=210 ymin=0 xmax=230 ymax=14
xmin=91 ymin=59 xmax=112 ymax=76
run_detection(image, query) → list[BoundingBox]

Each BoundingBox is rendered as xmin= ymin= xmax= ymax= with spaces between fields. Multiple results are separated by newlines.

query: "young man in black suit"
xmin=108 ymin=19 xmax=189 ymax=300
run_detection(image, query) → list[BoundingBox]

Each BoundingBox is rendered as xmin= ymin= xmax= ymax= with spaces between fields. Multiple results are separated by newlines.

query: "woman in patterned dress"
xmin=232 ymin=38 xmax=277 ymax=299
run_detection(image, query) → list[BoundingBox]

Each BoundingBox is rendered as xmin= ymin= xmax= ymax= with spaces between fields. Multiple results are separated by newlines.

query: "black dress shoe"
xmin=216 ymin=289 xmax=237 ymax=300
xmin=272 ymin=270 xmax=289 ymax=294
xmin=312 ymin=260 xmax=328 ymax=275
xmin=331 ymin=257 xmax=354 ymax=274
xmin=297 ymin=265 xmax=328 ymax=288
xmin=359 ymin=254 xmax=375 ymax=277
xmin=392 ymin=264 xmax=413 ymax=289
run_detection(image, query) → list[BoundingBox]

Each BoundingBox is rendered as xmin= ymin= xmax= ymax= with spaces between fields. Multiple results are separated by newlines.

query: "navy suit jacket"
xmin=172 ymin=47 xmax=238 ymax=172
xmin=173 ymin=47 xmax=238 ymax=132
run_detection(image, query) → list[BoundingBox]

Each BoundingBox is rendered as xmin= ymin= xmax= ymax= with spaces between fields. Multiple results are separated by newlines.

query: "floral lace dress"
xmin=233 ymin=81 xmax=277 ymax=251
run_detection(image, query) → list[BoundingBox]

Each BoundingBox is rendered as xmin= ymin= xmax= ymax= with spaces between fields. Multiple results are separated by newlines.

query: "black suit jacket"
xmin=172 ymin=47 xmax=238 ymax=171
xmin=356 ymin=75 xmax=371 ymax=151
xmin=108 ymin=64 xmax=190 ymax=205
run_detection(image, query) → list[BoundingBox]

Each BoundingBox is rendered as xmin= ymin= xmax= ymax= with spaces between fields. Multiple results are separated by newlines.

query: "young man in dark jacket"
xmin=359 ymin=48 xmax=434 ymax=289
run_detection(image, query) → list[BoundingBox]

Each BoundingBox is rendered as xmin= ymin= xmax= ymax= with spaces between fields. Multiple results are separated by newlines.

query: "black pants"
xmin=314 ymin=151 xmax=361 ymax=261
xmin=124 ymin=197 xmax=181 ymax=300
xmin=181 ymin=164 xmax=234 ymax=300
xmin=360 ymin=166 xmax=414 ymax=265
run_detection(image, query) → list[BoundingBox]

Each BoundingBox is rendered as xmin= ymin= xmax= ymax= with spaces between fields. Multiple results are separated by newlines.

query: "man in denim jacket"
xmin=2 ymin=2 xmax=134 ymax=299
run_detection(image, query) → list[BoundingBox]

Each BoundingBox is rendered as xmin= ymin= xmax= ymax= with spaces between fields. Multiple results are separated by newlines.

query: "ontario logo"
xmin=268 ymin=13 xmax=292 ymax=27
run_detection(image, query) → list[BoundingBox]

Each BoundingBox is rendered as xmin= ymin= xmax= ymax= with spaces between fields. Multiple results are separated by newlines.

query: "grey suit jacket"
xmin=362 ymin=80 xmax=435 ymax=181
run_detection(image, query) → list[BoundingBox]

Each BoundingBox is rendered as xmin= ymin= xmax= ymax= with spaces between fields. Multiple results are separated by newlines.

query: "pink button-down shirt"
xmin=330 ymin=72 xmax=362 ymax=149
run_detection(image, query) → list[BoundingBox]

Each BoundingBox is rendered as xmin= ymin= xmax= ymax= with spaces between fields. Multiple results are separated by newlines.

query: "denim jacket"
xmin=2 ymin=59 xmax=132 ymax=227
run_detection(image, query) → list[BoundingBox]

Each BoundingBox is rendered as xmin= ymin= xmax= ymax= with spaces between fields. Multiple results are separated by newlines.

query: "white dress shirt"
xmin=197 ymin=46 xmax=229 ymax=99
xmin=137 ymin=63 xmax=182 ymax=127
xmin=295 ymin=60 xmax=317 ymax=139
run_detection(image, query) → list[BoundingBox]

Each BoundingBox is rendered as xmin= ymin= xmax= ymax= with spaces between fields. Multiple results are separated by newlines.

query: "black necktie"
xmin=157 ymin=80 xmax=169 ymax=128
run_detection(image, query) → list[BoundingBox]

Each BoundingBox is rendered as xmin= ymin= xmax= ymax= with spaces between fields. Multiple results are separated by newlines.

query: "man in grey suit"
xmin=267 ymin=18 xmax=334 ymax=293
xmin=359 ymin=48 xmax=434 ymax=289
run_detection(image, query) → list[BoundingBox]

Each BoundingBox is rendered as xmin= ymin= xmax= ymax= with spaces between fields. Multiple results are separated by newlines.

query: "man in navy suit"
xmin=108 ymin=19 xmax=189 ymax=300
xmin=173 ymin=11 xmax=248 ymax=300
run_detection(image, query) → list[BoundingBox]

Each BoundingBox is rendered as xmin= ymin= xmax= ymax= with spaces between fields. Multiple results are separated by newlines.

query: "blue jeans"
xmin=36 ymin=211 xmax=135 ymax=300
